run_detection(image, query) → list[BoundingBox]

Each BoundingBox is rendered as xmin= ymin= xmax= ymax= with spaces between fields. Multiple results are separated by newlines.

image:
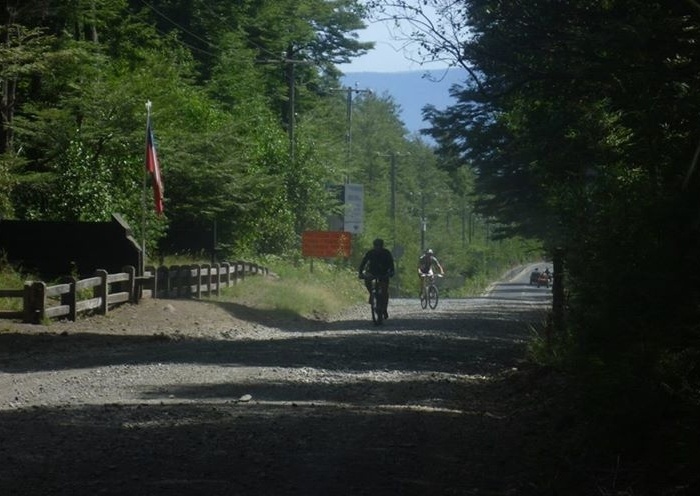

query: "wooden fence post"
xmin=167 ymin=265 xmax=176 ymax=297
xmin=232 ymin=262 xmax=239 ymax=285
xmin=23 ymin=282 xmax=35 ymax=323
xmin=95 ymin=269 xmax=108 ymax=315
xmin=174 ymin=266 xmax=181 ymax=297
xmin=145 ymin=265 xmax=157 ymax=300
xmin=222 ymin=262 xmax=231 ymax=288
xmin=142 ymin=265 xmax=152 ymax=300
xmin=153 ymin=265 xmax=167 ymax=298
xmin=212 ymin=263 xmax=221 ymax=296
xmin=201 ymin=263 xmax=211 ymax=297
xmin=151 ymin=265 xmax=158 ymax=299
xmin=22 ymin=282 xmax=30 ymax=323
xmin=123 ymin=266 xmax=136 ymax=303
xmin=29 ymin=281 xmax=46 ymax=324
xmin=61 ymin=275 xmax=77 ymax=321
xmin=176 ymin=265 xmax=186 ymax=297
xmin=193 ymin=265 xmax=202 ymax=299
xmin=182 ymin=265 xmax=191 ymax=297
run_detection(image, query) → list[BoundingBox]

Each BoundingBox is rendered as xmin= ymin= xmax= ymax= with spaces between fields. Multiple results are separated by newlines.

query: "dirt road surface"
xmin=0 ymin=268 xmax=585 ymax=495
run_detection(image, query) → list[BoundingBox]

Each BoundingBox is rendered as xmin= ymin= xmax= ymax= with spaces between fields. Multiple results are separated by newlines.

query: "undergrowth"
xmin=217 ymin=258 xmax=364 ymax=318
xmin=0 ymin=263 xmax=25 ymax=312
xmin=526 ymin=314 xmax=700 ymax=494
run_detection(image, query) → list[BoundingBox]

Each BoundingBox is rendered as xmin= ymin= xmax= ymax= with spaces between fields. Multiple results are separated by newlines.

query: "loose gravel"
xmin=0 ymin=285 xmax=586 ymax=495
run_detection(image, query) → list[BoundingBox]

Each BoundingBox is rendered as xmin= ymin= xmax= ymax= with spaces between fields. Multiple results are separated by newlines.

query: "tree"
xmin=369 ymin=2 xmax=700 ymax=464
xmin=0 ymin=23 xmax=56 ymax=154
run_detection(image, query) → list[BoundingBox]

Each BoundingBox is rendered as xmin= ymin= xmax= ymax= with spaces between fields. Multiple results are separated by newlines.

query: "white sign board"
xmin=343 ymin=183 xmax=364 ymax=233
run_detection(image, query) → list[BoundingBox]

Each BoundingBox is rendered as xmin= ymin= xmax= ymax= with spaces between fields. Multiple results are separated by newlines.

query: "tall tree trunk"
xmin=0 ymin=77 xmax=16 ymax=154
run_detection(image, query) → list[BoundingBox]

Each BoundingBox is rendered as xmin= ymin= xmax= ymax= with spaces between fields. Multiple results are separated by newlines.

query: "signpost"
xmin=343 ymin=183 xmax=363 ymax=233
xmin=307 ymin=184 xmax=363 ymax=271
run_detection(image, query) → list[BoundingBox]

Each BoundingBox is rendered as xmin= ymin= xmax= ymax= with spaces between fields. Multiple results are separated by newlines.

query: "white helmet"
xmin=427 ymin=249 xmax=433 ymax=255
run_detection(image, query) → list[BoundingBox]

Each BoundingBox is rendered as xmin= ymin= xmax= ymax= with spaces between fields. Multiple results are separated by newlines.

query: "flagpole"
xmin=142 ymin=100 xmax=151 ymax=276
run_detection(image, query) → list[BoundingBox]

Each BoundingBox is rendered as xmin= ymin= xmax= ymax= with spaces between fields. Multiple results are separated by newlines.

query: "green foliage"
xmin=1 ymin=0 xmax=373 ymax=254
xmin=391 ymin=0 xmax=700 ymax=475
xmin=0 ymin=261 xmax=25 ymax=312
xmin=0 ymin=154 xmax=18 ymax=217
xmin=0 ymin=0 xmax=536 ymax=292
xmin=48 ymin=138 xmax=115 ymax=221
xmin=218 ymin=257 xmax=364 ymax=318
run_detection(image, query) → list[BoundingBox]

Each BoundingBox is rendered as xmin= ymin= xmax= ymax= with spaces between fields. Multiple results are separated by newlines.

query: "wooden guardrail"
xmin=143 ymin=260 xmax=267 ymax=299
xmin=0 ymin=288 xmax=26 ymax=321
xmin=0 ymin=260 xmax=268 ymax=324
xmin=0 ymin=266 xmax=137 ymax=324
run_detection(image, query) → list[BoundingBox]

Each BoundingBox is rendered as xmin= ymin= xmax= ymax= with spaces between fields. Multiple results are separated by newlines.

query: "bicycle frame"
xmin=420 ymin=273 xmax=441 ymax=310
xmin=363 ymin=274 xmax=384 ymax=324
xmin=420 ymin=273 xmax=435 ymax=294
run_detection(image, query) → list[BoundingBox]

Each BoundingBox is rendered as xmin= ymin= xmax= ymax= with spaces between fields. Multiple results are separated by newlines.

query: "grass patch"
xmin=217 ymin=259 xmax=364 ymax=319
xmin=0 ymin=264 xmax=26 ymax=312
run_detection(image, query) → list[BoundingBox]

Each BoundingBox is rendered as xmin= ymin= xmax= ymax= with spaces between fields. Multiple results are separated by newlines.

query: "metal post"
xmin=420 ymin=193 xmax=426 ymax=252
xmin=346 ymin=87 xmax=352 ymax=168
xmin=335 ymin=84 xmax=371 ymax=182
xmin=461 ymin=203 xmax=466 ymax=247
xmin=390 ymin=152 xmax=396 ymax=242
xmin=288 ymin=59 xmax=295 ymax=163
xmin=141 ymin=101 xmax=151 ymax=276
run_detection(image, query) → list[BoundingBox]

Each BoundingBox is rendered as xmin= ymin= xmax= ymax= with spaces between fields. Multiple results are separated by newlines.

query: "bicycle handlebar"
xmin=359 ymin=272 xmax=393 ymax=280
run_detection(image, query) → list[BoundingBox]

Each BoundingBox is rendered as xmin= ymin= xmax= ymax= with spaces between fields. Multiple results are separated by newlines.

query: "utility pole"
xmin=376 ymin=151 xmax=408 ymax=244
xmin=267 ymin=51 xmax=315 ymax=164
xmin=287 ymin=59 xmax=295 ymax=163
xmin=420 ymin=193 xmax=427 ymax=252
xmin=377 ymin=151 xmax=409 ymax=295
xmin=344 ymin=84 xmax=371 ymax=177
xmin=391 ymin=153 xmax=396 ymax=239
xmin=331 ymin=84 xmax=371 ymax=181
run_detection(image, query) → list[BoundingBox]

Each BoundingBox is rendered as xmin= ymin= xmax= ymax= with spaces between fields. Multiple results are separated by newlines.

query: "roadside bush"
xmin=218 ymin=258 xmax=363 ymax=318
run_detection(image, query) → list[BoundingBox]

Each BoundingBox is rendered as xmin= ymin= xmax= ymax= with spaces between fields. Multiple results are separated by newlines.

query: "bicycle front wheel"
xmin=420 ymin=288 xmax=428 ymax=309
xmin=428 ymin=285 xmax=439 ymax=309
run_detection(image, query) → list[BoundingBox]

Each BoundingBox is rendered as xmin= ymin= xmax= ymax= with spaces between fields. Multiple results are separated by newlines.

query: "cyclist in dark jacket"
xmin=358 ymin=238 xmax=395 ymax=319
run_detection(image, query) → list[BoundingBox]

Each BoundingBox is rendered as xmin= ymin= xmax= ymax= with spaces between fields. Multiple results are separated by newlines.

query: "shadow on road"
xmin=0 ymin=299 xmax=546 ymax=377
xmin=0 ymin=284 xmax=582 ymax=496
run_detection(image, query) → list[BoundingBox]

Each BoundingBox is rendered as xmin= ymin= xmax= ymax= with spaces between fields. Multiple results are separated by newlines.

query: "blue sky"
xmin=336 ymin=7 xmax=461 ymax=137
xmin=337 ymin=16 xmax=451 ymax=74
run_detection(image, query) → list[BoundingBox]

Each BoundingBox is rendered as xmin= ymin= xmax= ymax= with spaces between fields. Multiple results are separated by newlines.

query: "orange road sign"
xmin=302 ymin=231 xmax=352 ymax=258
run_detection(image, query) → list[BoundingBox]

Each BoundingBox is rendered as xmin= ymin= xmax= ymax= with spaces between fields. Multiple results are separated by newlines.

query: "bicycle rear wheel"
xmin=428 ymin=285 xmax=439 ymax=309
xmin=371 ymin=286 xmax=383 ymax=324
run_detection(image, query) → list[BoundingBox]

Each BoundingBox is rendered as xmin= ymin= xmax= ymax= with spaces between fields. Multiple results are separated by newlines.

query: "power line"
xmin=150 ymin=25 xmax=218 ymax=57
xmin=139 ymin=0 xmax=306 ymax=67
xmin=139 ymin=0 xmax=215 ymax=49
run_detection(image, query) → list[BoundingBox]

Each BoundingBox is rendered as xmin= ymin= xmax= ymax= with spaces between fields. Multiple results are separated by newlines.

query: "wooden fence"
xmin=142 ymin=261 xmax=267 ymax=299
xmin=0 ymin=261 xmax=267 ymax=324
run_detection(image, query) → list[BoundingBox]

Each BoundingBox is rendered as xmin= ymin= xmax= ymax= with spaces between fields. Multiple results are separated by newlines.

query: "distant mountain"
xmin=341 ymin=68 xmax=464 ymax=139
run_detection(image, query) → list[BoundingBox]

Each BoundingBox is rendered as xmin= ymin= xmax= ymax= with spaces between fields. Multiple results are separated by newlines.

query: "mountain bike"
xmin=362 ymin=273 xmax=385 ymax=325
xmin=420 ymin=273 xmax=442 ymax=310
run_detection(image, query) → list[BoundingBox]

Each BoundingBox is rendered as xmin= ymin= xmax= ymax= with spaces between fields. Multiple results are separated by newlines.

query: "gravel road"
xmin=0 ymin=270 xmax=581 ymax=495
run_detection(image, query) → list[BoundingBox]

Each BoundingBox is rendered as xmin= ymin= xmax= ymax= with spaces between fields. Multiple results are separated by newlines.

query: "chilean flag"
xmin=145 ymin=117 xmax=164 ymax=215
